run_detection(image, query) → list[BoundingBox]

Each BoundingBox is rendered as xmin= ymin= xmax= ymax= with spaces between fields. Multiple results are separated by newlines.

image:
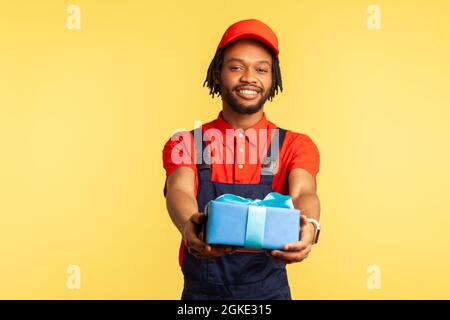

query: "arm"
xmin=165 ymin=166 xmax=199 ymax=235
xmin=289 ymin=167 xmax=321 ymax=225
xmin=165 ymin=167 xmax=234 ymax=259
xmin=268 ymin=168 xmax=321 ymax=264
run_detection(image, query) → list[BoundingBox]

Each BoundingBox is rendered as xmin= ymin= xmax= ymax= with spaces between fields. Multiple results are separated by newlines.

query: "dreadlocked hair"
xmin=203 ymin=45 xmax=283 ymax=101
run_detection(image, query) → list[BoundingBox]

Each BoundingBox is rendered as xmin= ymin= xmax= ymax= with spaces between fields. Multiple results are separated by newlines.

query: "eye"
xmin=257 ymin=68 xmax=268 ymax=73
xmin=231 ymin=66 xmax=243 ymax=71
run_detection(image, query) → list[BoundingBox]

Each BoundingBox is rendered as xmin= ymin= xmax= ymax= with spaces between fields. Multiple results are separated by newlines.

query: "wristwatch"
xmin=307 ymin=218 xmax=321 ymax=244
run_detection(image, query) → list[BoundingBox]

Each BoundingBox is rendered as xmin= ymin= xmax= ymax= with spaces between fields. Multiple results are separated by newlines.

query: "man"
xmin=163 ymin=19 xmax=321 ymax=300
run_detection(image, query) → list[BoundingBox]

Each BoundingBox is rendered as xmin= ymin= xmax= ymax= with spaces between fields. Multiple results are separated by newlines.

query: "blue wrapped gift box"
xmin=204 ymin=192 xmax=301 ymax=250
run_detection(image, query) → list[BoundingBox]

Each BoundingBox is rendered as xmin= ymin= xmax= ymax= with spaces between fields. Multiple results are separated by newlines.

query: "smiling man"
xmin=163 ymin=19 xmax=321 ymax=300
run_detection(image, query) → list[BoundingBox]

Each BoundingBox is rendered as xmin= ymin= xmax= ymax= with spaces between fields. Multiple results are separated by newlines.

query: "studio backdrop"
xmin=1 ymin=0 xmax=449 ymax=299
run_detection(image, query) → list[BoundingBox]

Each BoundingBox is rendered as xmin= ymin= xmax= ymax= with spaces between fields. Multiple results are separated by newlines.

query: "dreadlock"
xmin=203 ymin=44 xmax=283 ymax=102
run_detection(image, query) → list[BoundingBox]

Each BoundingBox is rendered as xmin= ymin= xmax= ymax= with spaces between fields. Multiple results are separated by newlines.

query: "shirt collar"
xmin=214 ymin=111 xmax=269 ymax=147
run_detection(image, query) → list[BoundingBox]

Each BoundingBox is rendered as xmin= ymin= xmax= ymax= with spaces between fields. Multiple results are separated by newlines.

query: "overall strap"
xmin=191 ymin=127 xmax=287 ymax=184
xmin=191 ymin=127 xmax=211 ymax=181
xmin=260 ymin=128 xmax=287 ymax=185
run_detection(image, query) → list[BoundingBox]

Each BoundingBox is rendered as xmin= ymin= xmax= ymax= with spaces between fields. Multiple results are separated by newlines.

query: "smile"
xmin=235 ymin=89 xmax=260 ymax=100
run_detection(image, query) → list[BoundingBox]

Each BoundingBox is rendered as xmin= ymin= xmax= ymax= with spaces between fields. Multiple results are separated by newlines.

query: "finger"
xmin=284 ymin=227 xmax=314 ymax=250
xmin=190 ymin=248 xmax=230 ymax=260
xmin=192 ymin=253 xmax=211 ymax=260
xmin=188 ymin=247 xmax=204 ymax=259
xmin=283 ymin=240 xmax=308 ymax=251
xmin=189 ymin=243 xmax=235 ymax=258
xmin=189 ymin=246 xmax=216 ymax=260
xmin=209 ymin=245 xmax=234 ymax=255
xmin=273 ymin=252 xmax=304 ymax=264
xmin=267 ymin=251 xmax=287 ymax=264
xmin=191 ymin=212 xmax=206 ymax=225
xmin=271 ymin=247 xmax=311 ymax=264
xmin=186 ymin=234 xmax=211 ymax=253
xmin=185 ymin=219 xmax=211 ymax=252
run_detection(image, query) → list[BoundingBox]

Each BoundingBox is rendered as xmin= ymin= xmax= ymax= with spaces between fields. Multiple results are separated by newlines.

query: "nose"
xmin=239 ymin=68 xmax=258 ymax=84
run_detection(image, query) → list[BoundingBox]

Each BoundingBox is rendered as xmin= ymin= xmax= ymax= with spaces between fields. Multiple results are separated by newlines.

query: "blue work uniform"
xmin=181 ymin=127 xmax=291 ymax=300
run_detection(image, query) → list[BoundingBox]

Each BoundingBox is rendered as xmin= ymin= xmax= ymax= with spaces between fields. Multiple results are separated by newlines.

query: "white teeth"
xmin=239 ymin=89 xmax=258 ymax=95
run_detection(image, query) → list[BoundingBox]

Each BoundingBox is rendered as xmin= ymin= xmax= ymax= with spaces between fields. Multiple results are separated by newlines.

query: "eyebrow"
xmin=224 ymin=58 xmax=271 ymax=65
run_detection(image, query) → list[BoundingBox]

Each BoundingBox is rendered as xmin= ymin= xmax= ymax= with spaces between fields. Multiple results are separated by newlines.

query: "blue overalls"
xmin=181 ymin=127 xmax=292 ymax=300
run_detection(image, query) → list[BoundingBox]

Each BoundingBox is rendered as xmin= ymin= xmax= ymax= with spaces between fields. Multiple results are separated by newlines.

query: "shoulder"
xmin=281 ymin=130 xmax=320 ymax=175
xmin=265 ymin=119 xmax=319 ymax=154
xmin=162 ymin=130 xmax=193 ymax=154
xmin=162 ymin=118 xmax=216 ymax=150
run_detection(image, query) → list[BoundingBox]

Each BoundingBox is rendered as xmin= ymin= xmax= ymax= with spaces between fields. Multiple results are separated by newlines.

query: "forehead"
xmin=223 ymin=39 xmax=272 ymax=63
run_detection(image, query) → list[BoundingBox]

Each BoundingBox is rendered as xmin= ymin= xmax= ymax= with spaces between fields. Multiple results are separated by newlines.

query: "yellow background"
xmin=1 ymin=0 xmax=449 ymax=299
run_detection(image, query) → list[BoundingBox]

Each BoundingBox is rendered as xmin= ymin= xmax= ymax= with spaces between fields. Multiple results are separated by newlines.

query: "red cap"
xmin=217 ymin=19 xmax=279 ymax=56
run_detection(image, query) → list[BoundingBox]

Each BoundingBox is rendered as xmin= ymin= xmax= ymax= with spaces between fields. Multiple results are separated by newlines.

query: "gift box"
xmin=204 ymin=192 xmax=301 ymax=250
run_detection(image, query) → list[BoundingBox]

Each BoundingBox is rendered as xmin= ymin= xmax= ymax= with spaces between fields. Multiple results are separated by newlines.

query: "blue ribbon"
xmin=213 ymin=192 xmax=294 ymax=208
xmin=213 ymin=192 xmax=294 ymax=248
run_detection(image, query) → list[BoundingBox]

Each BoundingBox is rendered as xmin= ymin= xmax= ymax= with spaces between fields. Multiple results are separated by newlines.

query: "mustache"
xmin=234 ymin=85 xmax=263 ymax=92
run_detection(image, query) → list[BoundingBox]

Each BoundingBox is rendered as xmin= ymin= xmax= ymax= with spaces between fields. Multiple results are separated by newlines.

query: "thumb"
xmin=191 ymin=212 xmax=206 ymax=224
xmin=300 ymin=214 xmax=308 ymax=227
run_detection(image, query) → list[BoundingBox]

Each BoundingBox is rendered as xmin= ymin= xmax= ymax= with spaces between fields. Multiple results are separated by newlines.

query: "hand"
xmin=182 ymin=212 xmax=236 ymax=259
xmin=266 ymin=215 xmax=315 ymax=264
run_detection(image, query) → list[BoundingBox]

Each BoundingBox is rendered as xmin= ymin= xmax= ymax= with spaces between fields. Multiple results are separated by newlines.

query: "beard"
xmin=220 ymin=86 xmax=270 ymax=115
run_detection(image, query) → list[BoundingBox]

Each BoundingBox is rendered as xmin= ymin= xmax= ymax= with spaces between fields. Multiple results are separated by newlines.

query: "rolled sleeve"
xmin=162 ymin=130 xmax=197 ymax=196
xmin=287 ymin=133 xmax=320 ymax=180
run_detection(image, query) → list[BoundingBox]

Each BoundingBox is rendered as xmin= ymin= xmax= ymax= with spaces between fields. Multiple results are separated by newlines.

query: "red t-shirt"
xmin=162 ymin=111 xmax=320 ymax=265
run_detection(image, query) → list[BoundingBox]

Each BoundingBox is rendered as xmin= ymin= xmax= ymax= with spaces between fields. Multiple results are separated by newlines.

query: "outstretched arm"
xmin=267 ymin=168 xmax=321 ymax=264
xmin=165 ymin=167 xmax=235 ymax=259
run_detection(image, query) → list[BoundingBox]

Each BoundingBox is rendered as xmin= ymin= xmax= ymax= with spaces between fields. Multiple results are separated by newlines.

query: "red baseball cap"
xmin=217 ymin=19 xmax=279 ymax=56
